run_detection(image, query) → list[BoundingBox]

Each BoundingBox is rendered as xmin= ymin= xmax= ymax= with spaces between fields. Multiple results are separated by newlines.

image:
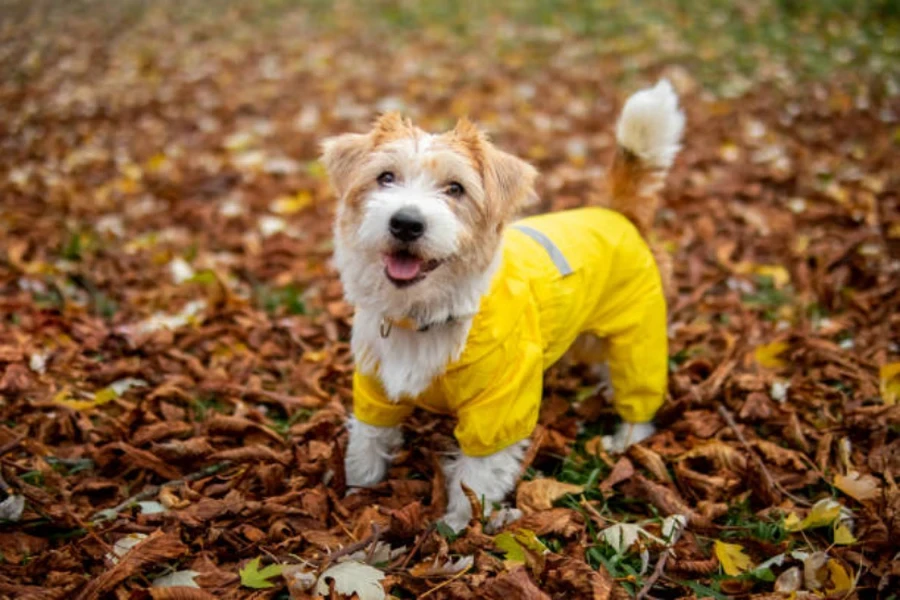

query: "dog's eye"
xmin=377 ymin=171 xmax=395 ymax=186
xmin=446 ymin=182 xmax=465 ymax=198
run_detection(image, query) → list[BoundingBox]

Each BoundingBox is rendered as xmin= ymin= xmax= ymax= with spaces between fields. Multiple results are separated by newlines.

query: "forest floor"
xmin=0 ymin=1 xmax=898 ymax=598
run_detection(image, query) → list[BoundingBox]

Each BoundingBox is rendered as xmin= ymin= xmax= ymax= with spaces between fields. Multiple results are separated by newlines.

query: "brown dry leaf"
xmin=149 ymin=589 xmax=218 ymax=600
xmin=513 ymin=508 xmax=583 ymax=537
xmin=516 ymin=478 xmax=583 ymax=514
xmin=598 ymin=457 xmax=635 ymax=492
xmin=542 ymin=555 xmax=612 ymax=600
xmin=678 ymin=440 xmax=747 ymax=471
xmin=483 ymin=566 xmax=550 ymax=600
xmin=627 ymin=444 xmax=673 ymax=483
xmin=75 ymin=531 xmax=188 ymax=600
xmin=834 ymin=470 xmax=882 ymax=502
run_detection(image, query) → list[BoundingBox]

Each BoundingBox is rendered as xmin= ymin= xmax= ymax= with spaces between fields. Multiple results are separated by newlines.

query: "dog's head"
xmin=322 ymin=113 xmax=537 ymax=314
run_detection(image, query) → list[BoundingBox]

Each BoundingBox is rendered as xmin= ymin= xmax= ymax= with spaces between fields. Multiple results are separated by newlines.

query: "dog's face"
xmin=323 ymin=113 xmax=537 ymax=313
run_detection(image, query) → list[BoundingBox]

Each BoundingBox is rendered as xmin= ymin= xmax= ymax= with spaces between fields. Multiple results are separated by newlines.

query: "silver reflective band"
xmin=512 ymin=225 xmax=574 ymax=276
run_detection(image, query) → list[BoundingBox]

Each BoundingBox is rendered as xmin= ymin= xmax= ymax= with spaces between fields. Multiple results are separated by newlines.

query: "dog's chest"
xmin=353 ymin=311 xmax=472 ymax=400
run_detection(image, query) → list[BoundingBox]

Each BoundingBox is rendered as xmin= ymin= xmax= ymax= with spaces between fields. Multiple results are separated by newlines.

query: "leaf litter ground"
xmin=0 ymin=1 xmax=899 ymax=599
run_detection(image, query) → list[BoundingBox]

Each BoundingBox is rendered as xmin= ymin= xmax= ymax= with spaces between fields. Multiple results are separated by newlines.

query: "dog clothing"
xmin=353 ymin=207 xmax=668 ymax=456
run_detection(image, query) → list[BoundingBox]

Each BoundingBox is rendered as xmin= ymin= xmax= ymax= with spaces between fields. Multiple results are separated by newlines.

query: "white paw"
xmin=602 ymin=421 xmax=656 ymax=454
xmin=344 ymin=418 xmax=402 ymax=489
xmin=440 ymin=508 xmax=471 ymax=534
xmin=440 ymin=441 xmax=529 ymax=534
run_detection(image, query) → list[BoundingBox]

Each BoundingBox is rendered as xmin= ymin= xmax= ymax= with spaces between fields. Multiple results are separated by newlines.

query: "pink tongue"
xmin=385 ymin=254 xmax=423 ymax=280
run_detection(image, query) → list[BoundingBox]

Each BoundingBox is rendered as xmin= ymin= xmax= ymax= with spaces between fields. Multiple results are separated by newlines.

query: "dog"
xmin=322 ymin=80 xmax=684 ymax=531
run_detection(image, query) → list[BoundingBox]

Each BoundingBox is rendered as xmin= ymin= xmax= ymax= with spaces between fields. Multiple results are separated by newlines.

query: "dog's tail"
xmin=608 ymin=79 xmax=684 ymax=237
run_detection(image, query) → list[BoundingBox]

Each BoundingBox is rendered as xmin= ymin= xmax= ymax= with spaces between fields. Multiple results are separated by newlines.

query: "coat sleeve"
xmin=352 ymin=370 xmax=414 ymax=428
xmin=449 ymin=337 xmax=544 ymax=457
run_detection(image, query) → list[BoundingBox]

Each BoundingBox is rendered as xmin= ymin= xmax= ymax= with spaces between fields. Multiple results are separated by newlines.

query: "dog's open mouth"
xmin=384 ymin=250 xmax=442 ymax=287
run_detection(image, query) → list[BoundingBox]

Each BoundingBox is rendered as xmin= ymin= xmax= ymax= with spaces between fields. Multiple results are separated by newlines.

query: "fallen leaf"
xmin=516 ymin=478 xmax=583 ymax=513
xmin=0 ymin=495 xmax=25 ymax=522
xmin=494 ymin=528 xmax=548 ymax=564
xmin=409 ymin=555 xmax=474 ymax=577
xmin=484 ymin=566 xmax=550 ymax=600
xmin=271 ymin=191 xmax=312 ymax=214
xmin=239 ymin=557 xmax=284 ymax=589
xmin=754 ymin=341 xmax=790 ymax=369
xmin=600 ymin=523 xmax=646 ymax=554
xmin=878 ymin=364 xmax=900 ymax=405
xmin=315 ymin=560 xmax=385 ymax=600
xmin=833 ymin=522 xmax=857 ymax=545
xmin=785 ymin=498 xmax=842 ymax=531
xmin=714 ymin=540 xmax=754 ymax=576
xmin=833 ymin=471 xmax=881 ymax=502
xmin=803 ymin=551 xmax=829 ymax=591
xmin=152 ymin=570 xmax=200 ymax=588
xmin=774 ymin=566 xmax=802 ymax=593
xmin=826 ymin=559 xmax=853 ymax=594
xmin=138 ymin=501 xmax=167 ymax=515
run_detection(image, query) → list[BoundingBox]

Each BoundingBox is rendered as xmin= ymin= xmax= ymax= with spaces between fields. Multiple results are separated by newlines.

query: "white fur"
xmin=356 ymin=179 xmax=460 ymax=262
xmin=616 ymin=79 xmax=685 ymax=169
xmin=602 ymin=421 xmax=657 ymax=453
xmin=351 ymin=249 xmax=501 ymax=399
xmin=441 ymin=440 xmax=529 ymax=532
xmin=344 ymin=417 xmax=403 ymax=488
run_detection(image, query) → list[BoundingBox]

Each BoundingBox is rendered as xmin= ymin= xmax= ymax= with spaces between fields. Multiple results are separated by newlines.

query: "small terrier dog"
xmin=323 ymin=80 xmax=684 ymax=531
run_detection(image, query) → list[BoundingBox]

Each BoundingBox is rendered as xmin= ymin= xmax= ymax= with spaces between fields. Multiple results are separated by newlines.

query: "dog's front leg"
xmin=344 ymin=417 xmax=403 ymax=489
xmin=602 ymin=421 xmax=656 ymax=453
xmin=441 ymin=441 xmax=528 ymax=532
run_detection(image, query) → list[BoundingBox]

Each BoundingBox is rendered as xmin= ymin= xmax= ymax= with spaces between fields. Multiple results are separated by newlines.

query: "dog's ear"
xmin=320 ymin=133 xmax=370 ymax=198
xmin=483 ymin=144 xmax=539 ymax=225
xmin=452 ymin=118 xmax=538 ymax=224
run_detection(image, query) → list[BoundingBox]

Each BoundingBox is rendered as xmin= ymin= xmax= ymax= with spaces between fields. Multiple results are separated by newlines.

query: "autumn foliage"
xmin=1 ymin=1 xmax=898 ymax=598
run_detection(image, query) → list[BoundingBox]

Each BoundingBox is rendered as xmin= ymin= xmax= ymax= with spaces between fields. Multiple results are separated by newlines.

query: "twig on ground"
xmin=717 ymin=404 xmax=811 ymax=507
xmin=392 ymin=524 xmax=436 ymax=571
xmin=419 ymin=563 xmax=473 ymax=598
xmin=636 ymin=552 xmax=670 ymax=600
xmin=320 ymin=524 xmax=384 ymax=570
xmin=579 ymin=498 xmax=619 ymax=526
xmin=90 ymin=461 xmax=232 ymax=523
xmin=0 ymin=434 xmax=25 ymax=457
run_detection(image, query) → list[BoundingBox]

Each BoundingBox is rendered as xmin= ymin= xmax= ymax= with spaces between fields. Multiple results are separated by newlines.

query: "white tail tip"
xmin=615 ymin=79 xmax=685 ymax=169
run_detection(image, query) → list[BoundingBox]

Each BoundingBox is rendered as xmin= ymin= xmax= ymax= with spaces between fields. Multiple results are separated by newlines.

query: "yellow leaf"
xmin=270 ymin=191 xmax=312 ymax=215
xmin=754 ymin=265 xmax=790 ymax=288
xmin=714 ymin=540 xmax=753 ymax=576
xmin=53 ymin=387 xmax=119 ymax=411
xmin=754 ymin=341 xmax=790 ymax=369
xmin=145 ymin=153 xmax=170 ymax=173
xmin=833 ymin=471 xmax=881 ymax=502
xmin=785 ymin=498 xmax=841 ymax=531
xmin=494 ymin=529 xmax=547 ymax=565
xmin=719 ymin=142 xmax=740 ymax=162
xmin=302 ymin=350 xmax=328 ymax=363
xmin=307 ymin=161 xmax=328 ymax=180
xmin=833 ymin=523 xmax=856 ymax=545
xmin=826 ymin=559 xmax=853 ymax=594
xmin=783 ymin=512 xmax=802 ymax=531
xmin=880 ymin=362 xmax=900 ymax=406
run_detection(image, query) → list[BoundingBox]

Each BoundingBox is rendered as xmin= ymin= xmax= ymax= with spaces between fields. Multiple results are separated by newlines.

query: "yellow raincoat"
xmin=353 ymin=207 xmax=668 ymax=456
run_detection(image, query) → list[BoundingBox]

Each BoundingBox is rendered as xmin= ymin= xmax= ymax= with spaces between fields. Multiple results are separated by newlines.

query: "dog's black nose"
xmin=389 ymin=208 xmax=425 ymax=242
